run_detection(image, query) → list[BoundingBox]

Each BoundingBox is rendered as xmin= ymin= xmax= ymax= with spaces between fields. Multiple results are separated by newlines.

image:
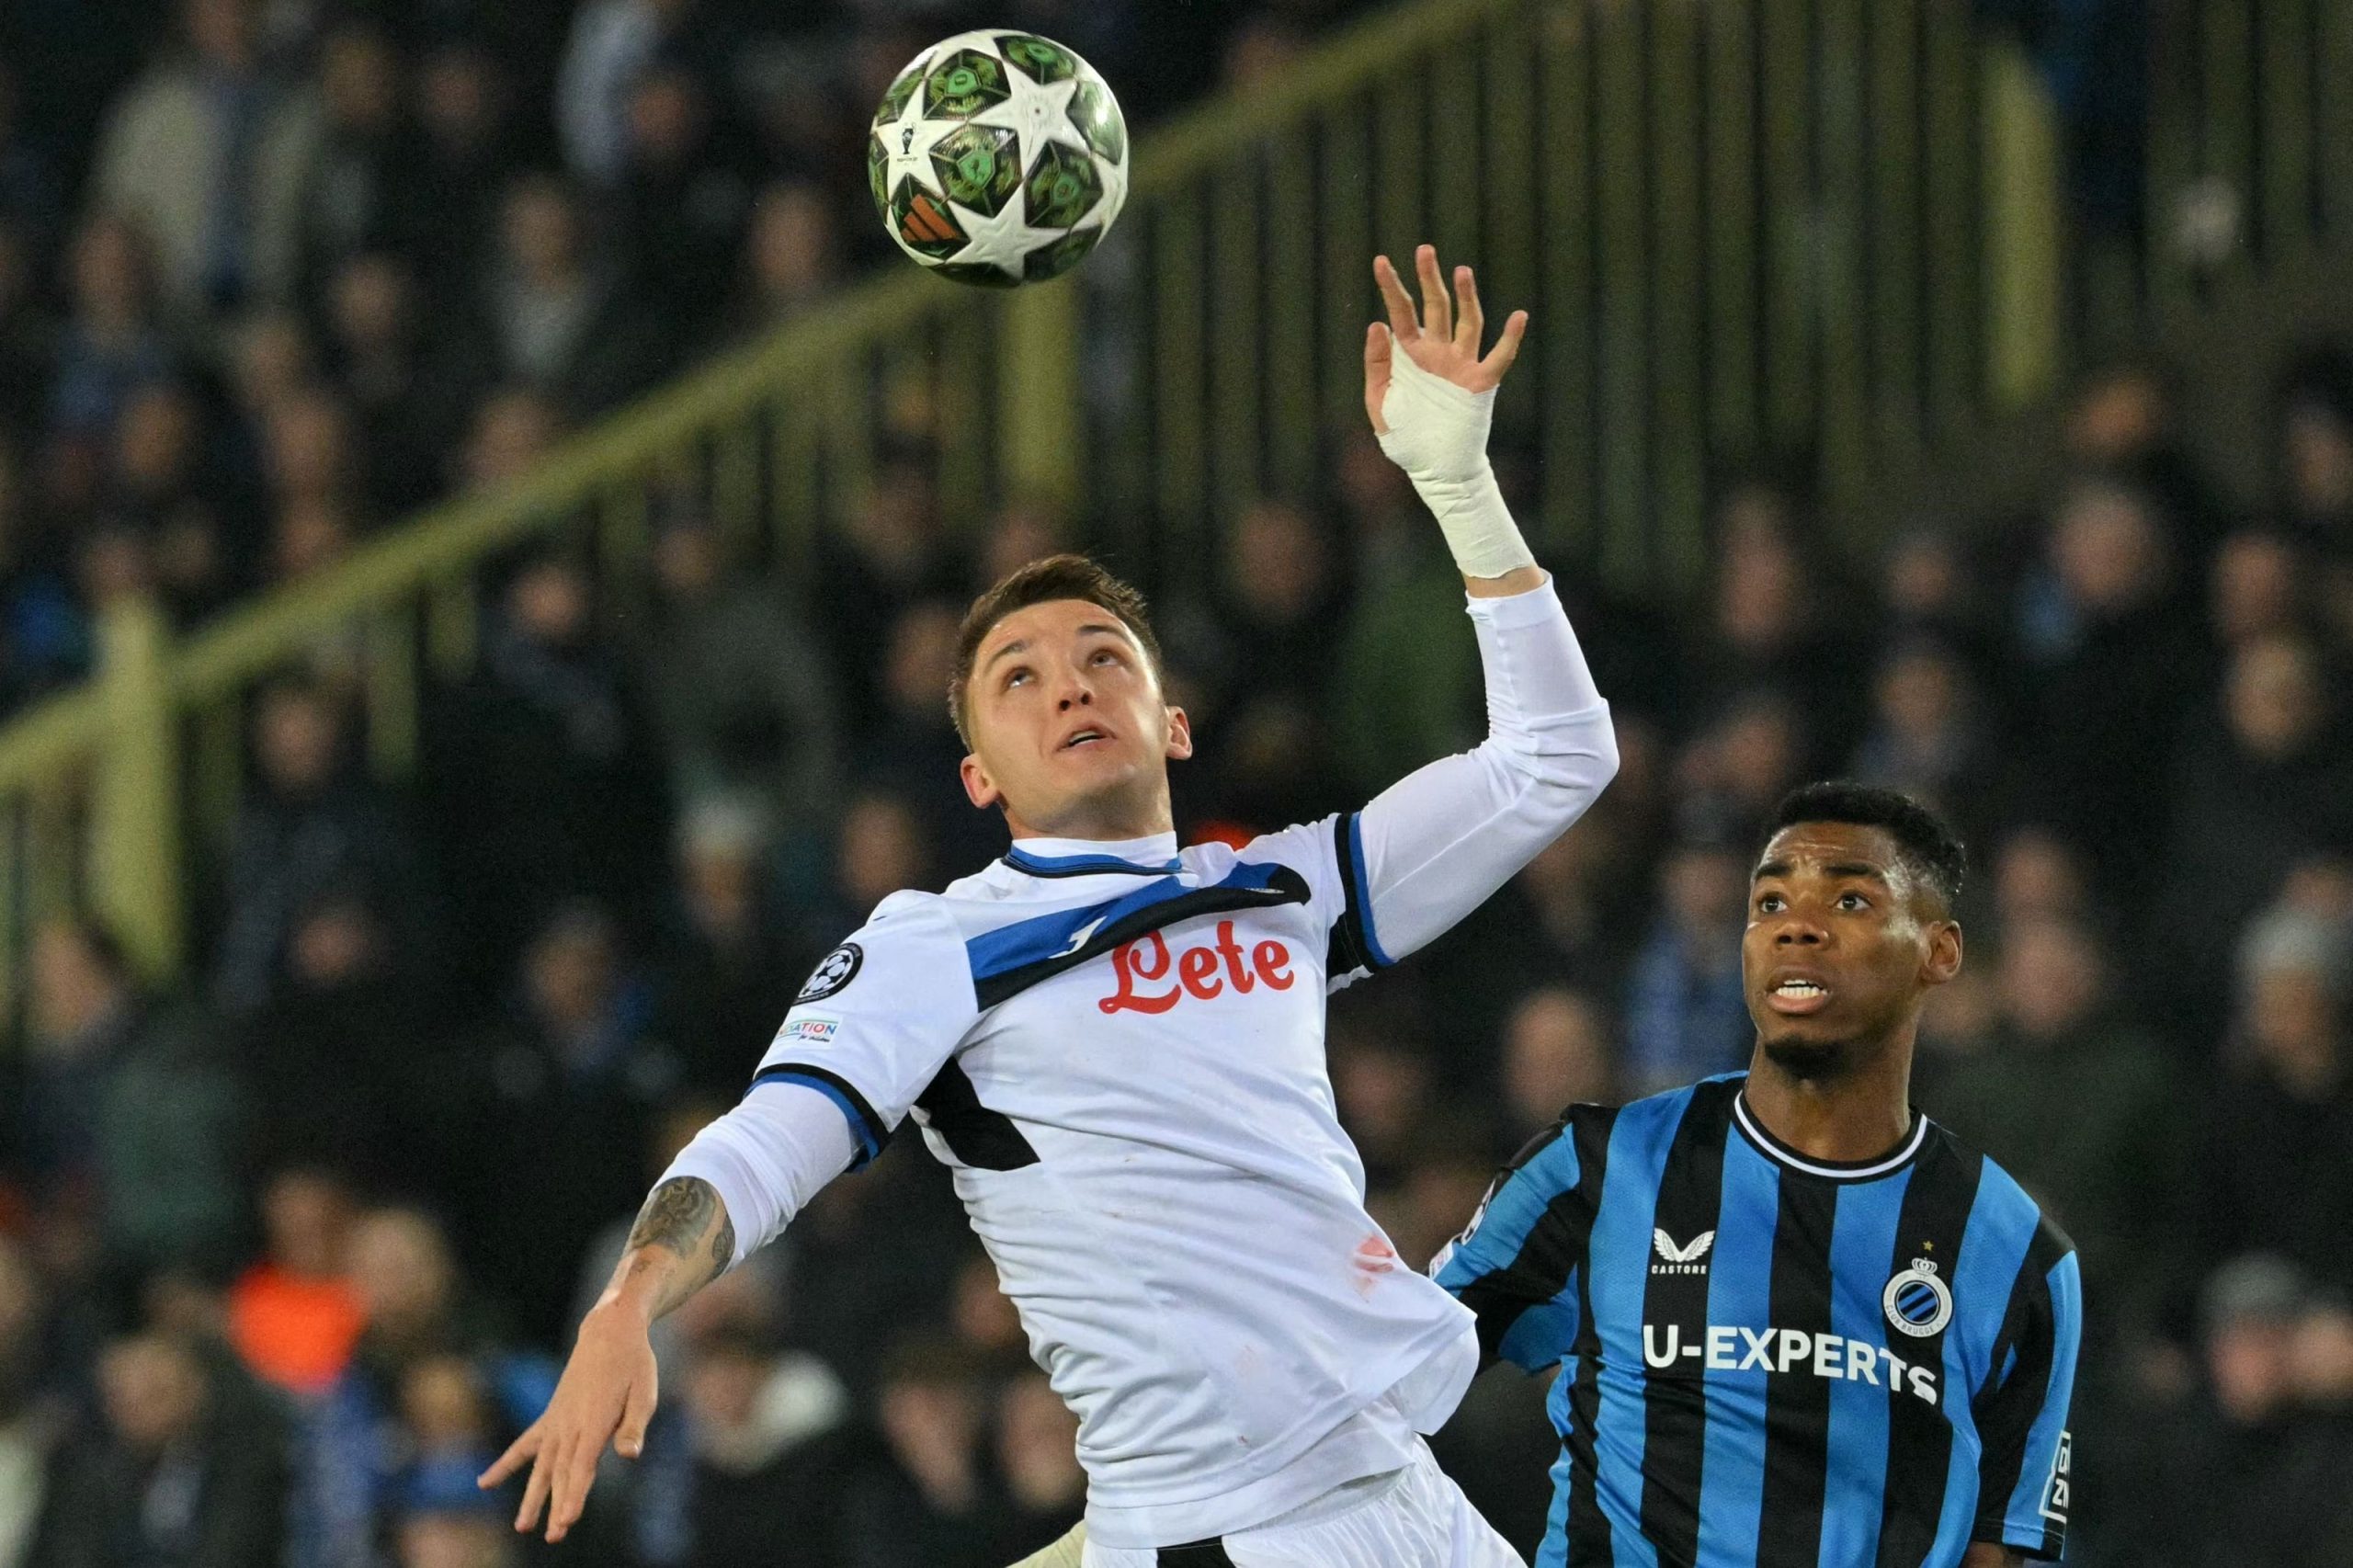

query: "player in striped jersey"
xmin=1435 ymin=783 xmax=2081 ymax=1568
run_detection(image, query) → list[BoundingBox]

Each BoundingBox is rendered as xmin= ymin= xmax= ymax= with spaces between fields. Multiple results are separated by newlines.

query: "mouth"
xmin=1763 ymin=971 xmax=1834 ymax=1017
xmin=1057 ymin=724 xmax=1113 ymax=753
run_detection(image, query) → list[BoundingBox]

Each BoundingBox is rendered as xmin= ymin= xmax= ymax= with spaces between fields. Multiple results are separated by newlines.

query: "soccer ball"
xmin=867 ymin=30 xmax=1131 ymax=288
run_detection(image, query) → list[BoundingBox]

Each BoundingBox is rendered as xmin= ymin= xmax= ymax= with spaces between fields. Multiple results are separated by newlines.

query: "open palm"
xmin=1364 ymin=244 xmax=1529 ymax=434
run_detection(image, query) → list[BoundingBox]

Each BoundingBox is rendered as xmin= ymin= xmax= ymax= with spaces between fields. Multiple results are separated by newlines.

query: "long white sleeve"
xmin=660 ymin=1082 xmax=860 ymax=1269
xmin=1353 ymin=576 xmax=1617 ymax=962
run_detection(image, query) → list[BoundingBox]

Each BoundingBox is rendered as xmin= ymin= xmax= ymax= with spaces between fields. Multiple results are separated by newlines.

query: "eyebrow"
xmin=1750 ymin=859 xmax=1890 ymax=883
xmin=980 ymin=623 xmax=1129 ymax=676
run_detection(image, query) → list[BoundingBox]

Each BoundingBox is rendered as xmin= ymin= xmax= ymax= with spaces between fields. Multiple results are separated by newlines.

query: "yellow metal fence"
xmin=0 ymin=0 xmax=2344 ymax=1012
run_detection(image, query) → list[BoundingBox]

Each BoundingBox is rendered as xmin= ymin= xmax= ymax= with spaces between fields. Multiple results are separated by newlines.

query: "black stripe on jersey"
xmin=1873 ymin=1129 xmax=1986 ymax=1568
xmin=1324 ymin=815 xmax=1387 ymax=978
xmin=1638 ymin=1079 xmax=1738 ymax=1564
xmin=1972 ymin=1215 xmax=2071 ymax=1552
xmin=1556 ymin=1108 xmax=1620 ymax=1566
xmin=1756 ymin=1174 xmax=1840 ymax=1568
xmin=1456 ymin=1105 xmax=1620 ymax=1366
xmin=1156 ymin=1541 xmax=1237 ymax=1565
xmin=748 ymin=1063 xmax=890 ymax=1157
xmin=915 ymin=1057 xmax=1040 ymax=1170
xmin=974 ymin=867 xmax=1312 ymax=1009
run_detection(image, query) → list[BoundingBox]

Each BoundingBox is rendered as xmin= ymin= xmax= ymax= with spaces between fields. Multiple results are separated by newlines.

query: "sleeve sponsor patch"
xmin=779 ymin=1017 xmax=841 ymax=1045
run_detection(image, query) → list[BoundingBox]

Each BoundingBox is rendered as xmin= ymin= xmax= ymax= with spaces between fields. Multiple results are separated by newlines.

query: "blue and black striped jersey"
xmin=1434 ymin=1074 xmax=2081 ymax=1568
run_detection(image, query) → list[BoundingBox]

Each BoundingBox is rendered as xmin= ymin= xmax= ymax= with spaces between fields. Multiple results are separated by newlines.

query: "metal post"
xmin=91 ymin=597 xmax=182 ymax=984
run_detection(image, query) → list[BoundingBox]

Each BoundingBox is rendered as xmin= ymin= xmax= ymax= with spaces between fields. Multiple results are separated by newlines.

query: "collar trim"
xmin=1732 ymin=1089 xmax=1928 ymax=1181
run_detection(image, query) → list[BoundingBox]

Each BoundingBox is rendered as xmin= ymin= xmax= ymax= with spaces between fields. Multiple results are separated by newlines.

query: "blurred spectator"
xmin=91 ymin=0 xmax=322 ymax=324
xmin=1685 ymin=479 xmax=1867 ymax=757
xmin=391 ymin=1459 xmax=521 ymax=1568
xmin=1988 ymin=825 xmax=2099 ymax=932
xmin=1328 ymin=989 xmax=1438 ymax=1199
xmin=853 ymin=598 xmax=995 ymax=869
xmin=2155 ymin=632 xmax=2353 ymax=1039
xmin=26 ymin=1331 xmax=290 ymax=1568
xmin=654 ymin=801 xmax=817 ymax=1096
xmin=1675 ymin=691 xmax=1807 ymax=847
xmin=1919 ymin=915 xmax=2178 ymax=1333
xmin=820 ymin=790 xmax=937 ymax=935
xmin=45 ymin=214 xmax=175 ymax=507
xmin=557 ymin=0 xmax=731 ymax=189
xmin=406 ymin=41 xmax=517 ymax=300
xmin=819 ymin=453 xmax=964 ymax=719
xmin=637 ymin=506 xmax=837 ymax=841
xmin=830 ymin=1335 xmax=1001 ymax=1568
xmin=295 ymin=21 xmax=422 ymax=300
xmin=2209 ymin=528 xmax=2311 ymax=653
xmin=1497 ymin=986 xmax=1615 ymax=1144
xmin=727 ymin=181 xmax=843 ymax=337
xmin=678 ymin=1325 xmax=849 ymax=1568
xmin=227 ymin=1165 xmax=364 ymax=1397
xmin=211 ymin=676 xmax=433 ymax=1016
xmin=447 ymin=903 xmax=676 ymax=1346
xmin=425 ymin=549 xmax=670 ymax=992
xmin=17 ymin=920 xmax=244 ymax=1290
xmin=103 ymin=380 xmax=232 ymax=622
xmin=2276 ymin=344 xmax=2353 ymax=548
xmin=987 ymin=1370 xmax=1085 ymax=1563
xmin=2018 ymin=474 xmax=2202 ymax=910
xmin=1621 ymin=840 xmax=1751 ymax=1097
xmin=1848 ymin=636 xmax=2012 ymax=849
xmin=2194 ymin=909 xmax=2353 ymax=1294
xmin=617 ymin=66 xmax=753 ymax=330
xmin=322 ymin=253 xmax=483 ymax=518
xmin=480 ymin=173 xmax=666 ymax=420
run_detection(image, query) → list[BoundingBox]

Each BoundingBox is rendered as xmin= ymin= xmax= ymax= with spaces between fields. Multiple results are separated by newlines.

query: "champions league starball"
xmin=867 ymin=29 xmax=1131 ymax=288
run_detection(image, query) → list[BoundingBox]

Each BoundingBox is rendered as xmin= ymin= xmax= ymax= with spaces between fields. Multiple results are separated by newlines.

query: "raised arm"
xmin=1336 ymin=247 xmax=1617 ymax=973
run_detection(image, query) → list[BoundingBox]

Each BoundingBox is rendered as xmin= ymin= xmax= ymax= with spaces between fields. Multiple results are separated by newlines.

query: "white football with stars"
xmin=867 ymin=29 xmax=1131 ymax=288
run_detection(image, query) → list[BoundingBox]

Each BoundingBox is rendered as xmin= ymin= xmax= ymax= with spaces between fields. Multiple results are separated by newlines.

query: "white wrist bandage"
xmin=1374 ymin=336 xmax=1538 ymax=580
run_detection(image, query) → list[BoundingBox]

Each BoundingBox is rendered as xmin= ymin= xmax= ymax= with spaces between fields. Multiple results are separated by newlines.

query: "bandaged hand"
xmin=1365 ymin=246 xmax=1535 ymax=581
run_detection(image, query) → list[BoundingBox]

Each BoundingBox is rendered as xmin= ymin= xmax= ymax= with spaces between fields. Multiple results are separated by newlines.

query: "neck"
xmin=1742 ymin=1028 xmax=1916 ymax=1164
xmin=1005 ymin=790 xmax=1173 ymax=845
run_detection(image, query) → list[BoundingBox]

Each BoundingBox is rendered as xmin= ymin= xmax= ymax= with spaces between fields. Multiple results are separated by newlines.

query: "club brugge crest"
xmin=798 ymin=943 xmax=864 ymax=1004
xmin=1883 ymin=1256 xmax=1953 ymax=1337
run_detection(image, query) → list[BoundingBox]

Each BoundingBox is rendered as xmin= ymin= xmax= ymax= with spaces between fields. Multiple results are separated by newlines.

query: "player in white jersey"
xmin=481 ymin=245 xmax=1618 ymax=1566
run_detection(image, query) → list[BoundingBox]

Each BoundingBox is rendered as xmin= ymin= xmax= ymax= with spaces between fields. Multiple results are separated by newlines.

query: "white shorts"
xmin=1081 ymin=1440 xmax=1527 ymax=1568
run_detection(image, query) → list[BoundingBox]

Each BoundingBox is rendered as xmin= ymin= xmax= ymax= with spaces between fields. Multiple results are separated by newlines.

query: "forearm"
xmin=603 ymin=1177 xmax=735 ymax=1324
xmin=1959 ymin=1546 xmax=2026 ymax=1568
xmin=1352 ymin=580 xmax=1616 ymax=961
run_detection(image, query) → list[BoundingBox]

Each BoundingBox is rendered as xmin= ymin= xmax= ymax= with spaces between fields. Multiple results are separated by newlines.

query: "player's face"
xmin=1742 ymin=823 xmax=1962 ymax=1075
xmin=960 ymin=598 xmax=1191 ymax=836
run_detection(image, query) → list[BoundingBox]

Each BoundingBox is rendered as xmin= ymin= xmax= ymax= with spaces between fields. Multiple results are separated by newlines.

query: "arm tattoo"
xmin=626 ymin=1177 xmax=735 ymax=1288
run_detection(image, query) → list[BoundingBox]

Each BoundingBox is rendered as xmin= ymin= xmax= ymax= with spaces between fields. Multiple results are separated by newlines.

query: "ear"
xmin=1921 ymin=919 xmax=1963 ymax=988
xmin=960 ymin=753 xmax=1001 ymax=812
xmin=1163 ymin=705 xmax=1193 ymax=763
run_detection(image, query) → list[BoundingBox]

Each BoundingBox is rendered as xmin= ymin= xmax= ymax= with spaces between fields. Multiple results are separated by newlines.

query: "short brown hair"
xmin=949 ymin=553 xmax=1163 ymax=747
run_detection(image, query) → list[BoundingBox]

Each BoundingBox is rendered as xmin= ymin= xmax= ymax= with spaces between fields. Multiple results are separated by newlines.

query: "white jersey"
xmin=666 ymin=580 xmax=1616 ymax=1548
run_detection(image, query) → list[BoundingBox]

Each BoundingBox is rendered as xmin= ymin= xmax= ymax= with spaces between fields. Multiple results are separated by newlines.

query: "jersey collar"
xmin=1732 ymin=1085 xmax=1929 ymax=1182
xmin=1002 ymin=832 xmax=1183 ymax=879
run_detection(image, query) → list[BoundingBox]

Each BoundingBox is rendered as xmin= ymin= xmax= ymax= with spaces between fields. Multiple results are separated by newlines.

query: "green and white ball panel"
xmin=867 ymin=29 xmax=1131 ymax=287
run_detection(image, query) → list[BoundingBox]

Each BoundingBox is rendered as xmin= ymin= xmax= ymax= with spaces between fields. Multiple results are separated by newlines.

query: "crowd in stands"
xmin=2 ymin=3 xmax=2352 ymax=1567
xmin=0 ymin=0 xmax=1369 ymax=712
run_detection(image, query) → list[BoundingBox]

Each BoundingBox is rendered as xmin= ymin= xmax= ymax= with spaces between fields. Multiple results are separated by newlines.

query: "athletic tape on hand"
xmin=1375 ymin=334 xmax=1537 ymax=580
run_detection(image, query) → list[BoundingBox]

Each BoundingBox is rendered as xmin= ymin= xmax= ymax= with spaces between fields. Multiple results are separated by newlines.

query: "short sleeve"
xmin=748 ymin=892 xmax=978 ymax=1167
xmin=1431 ymin=1116 xmax=1592 ymax=1372
xmin=1972 ymin=1231 xmax=2083 ymax=1560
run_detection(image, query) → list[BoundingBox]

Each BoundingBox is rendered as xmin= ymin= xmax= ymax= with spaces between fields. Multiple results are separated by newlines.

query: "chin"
xmin=1757 ymin=1029 xmax=1859 ymax=1082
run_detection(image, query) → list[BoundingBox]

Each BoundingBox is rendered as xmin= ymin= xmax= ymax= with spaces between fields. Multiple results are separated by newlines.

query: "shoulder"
xmin=1927 ymin=1119 xmax=2081 ymax=1267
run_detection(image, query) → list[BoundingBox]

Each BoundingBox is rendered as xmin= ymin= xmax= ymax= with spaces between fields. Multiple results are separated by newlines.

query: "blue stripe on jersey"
xmin=1433 ymin=1131 xmax=1586 ymax=1371
xmin=1694 ymin=1127 xmax=1779 ymax=1568
xmin=2001 ymin=1248 xmax=2082 ymax=1543
xmin=749 ymin=1069 xmax=883 ymax=1167
xmin=964 ymin=858 xmax=1291 ymax=983
xmin=1537 ymin=1440 xmax=1575 ymax=1568
xmin=1588 ymin=1091 xmax=1692 ymax=1568
xmin=1003 ymin=846 xmax=1184 ymax=877
xmin=1928 ymin=1158 xmax=2044 ymax=1563
xmin=1341 ymin=812 xmax=1394 ymax=968
xmin=1816 ymin=1168 xmax=1911 ymax=1568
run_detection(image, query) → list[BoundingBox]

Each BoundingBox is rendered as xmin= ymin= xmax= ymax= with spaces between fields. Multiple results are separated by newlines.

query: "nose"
xmin=1052 ymin=665 xmax=1097 ymax=711
xmin=1773 ymin=915 xmax=1826 ymax=948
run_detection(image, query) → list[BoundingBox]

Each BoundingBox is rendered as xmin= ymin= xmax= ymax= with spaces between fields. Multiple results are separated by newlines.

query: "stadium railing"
xmin=0 ymin=0 xmax=2342 ymax=1011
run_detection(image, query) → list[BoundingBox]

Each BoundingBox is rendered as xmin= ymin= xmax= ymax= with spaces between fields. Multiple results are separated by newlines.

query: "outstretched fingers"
xmin=477 ymin=1426 xmax=537 ymax=1492
xmin=1372 ymin=254 xmax=1418 ymax=343
xmin=1482 ymin=309 xmax=1531 ymax=381
xmin=1414 ymin=244 xmax=1453 ymax=342
xmin=1452 ymin=265 xmax=1484 ymax=356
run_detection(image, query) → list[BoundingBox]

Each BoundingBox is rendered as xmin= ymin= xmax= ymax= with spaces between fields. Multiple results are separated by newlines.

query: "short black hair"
xmin=1761 ymin=781 xmax=1967 ymax=912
